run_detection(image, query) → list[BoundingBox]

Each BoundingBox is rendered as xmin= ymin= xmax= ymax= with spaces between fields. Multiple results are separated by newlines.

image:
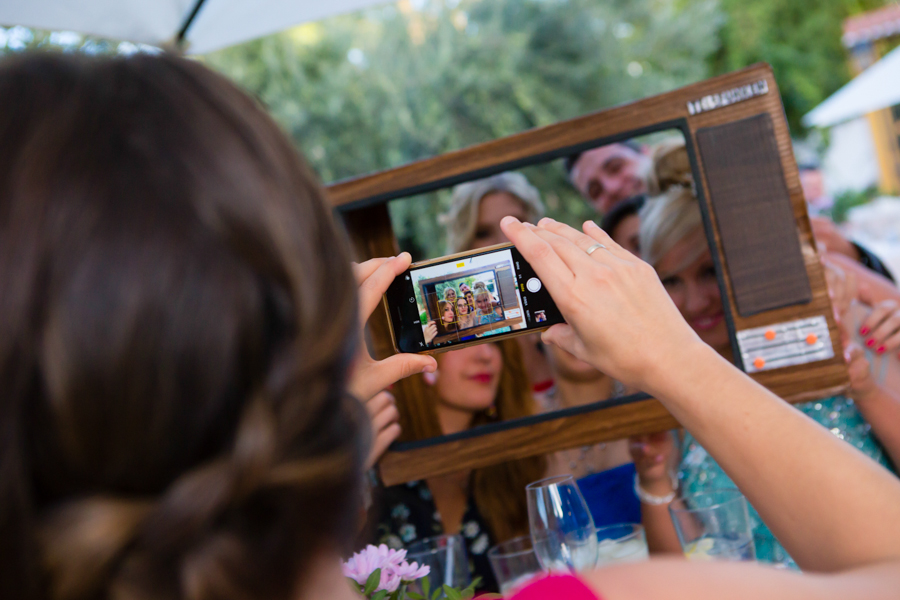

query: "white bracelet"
xmin=633 ymin=472 xmax=678 ymax=505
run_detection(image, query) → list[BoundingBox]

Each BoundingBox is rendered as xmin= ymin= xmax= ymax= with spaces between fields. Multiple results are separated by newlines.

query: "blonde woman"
xmin=442 ymin=286 xmax=458 ymax=304
xmin=637 ymin=179 xmax=900 ymax=564
xmin=443 ymin=172 xmax=553 ymax=390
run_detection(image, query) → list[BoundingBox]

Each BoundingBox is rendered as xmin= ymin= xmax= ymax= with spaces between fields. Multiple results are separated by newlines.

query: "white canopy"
xmin=1 ymin=0 xmax=390 ymax=55
xmin=803 ymin=43 xmax=900 ymax=128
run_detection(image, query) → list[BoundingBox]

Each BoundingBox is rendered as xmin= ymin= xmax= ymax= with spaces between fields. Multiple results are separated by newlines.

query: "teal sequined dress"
xmin=679 ymin=395 xmax=894 ymax=569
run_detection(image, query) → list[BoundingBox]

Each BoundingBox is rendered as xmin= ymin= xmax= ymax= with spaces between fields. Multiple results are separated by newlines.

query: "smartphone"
xmin=384 ymin=243 xmax=565 ymax=354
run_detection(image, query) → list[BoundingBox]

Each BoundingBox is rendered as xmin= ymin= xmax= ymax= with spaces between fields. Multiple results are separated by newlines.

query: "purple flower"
xmin=378 ymin=568 xmax=402 ymax=593
xmin=342 ymin=544 xmax=407 ymax=586
xmin=392 ymin=560 xmax=430 ymax=582
xmin=343 ymin=544 xmax=432 ymax=595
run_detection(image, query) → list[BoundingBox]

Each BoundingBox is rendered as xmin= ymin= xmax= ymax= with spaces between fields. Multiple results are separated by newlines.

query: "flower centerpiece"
xmin=343 ymin=544 xmax=490 ymax=600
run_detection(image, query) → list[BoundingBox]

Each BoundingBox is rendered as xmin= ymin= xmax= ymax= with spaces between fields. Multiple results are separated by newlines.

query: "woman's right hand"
xmin=499 ymin=216 xmax=705 ymax=392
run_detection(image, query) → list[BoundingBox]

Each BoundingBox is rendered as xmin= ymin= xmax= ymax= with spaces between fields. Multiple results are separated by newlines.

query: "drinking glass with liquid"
xmin=595 ymin=523 xmax=649 ymax=566
xmin=668 ymin=488 xmax=756 ymax=561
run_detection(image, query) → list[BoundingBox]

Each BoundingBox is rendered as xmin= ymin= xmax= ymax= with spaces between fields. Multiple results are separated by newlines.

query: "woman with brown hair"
xmin=371 ymin=340 xmax=546 ymax=592
xmin=0 ymin=51 xmax=435 ymax=600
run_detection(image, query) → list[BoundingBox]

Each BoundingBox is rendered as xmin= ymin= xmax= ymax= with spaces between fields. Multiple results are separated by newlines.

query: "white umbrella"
xmin=803 ymin=43 xmax=900 ymax=128
xmin=1 ymin=0 xmax=390 ymax=55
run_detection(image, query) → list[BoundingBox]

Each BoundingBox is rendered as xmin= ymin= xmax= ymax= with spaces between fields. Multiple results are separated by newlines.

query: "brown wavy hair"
xmin=0 ymin=53 xmax=366 ymax=600
xmin=392 ymin=340 xmax=546 ymax=543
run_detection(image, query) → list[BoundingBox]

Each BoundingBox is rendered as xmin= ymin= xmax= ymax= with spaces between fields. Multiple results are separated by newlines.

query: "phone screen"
xmin=385 ymin=244 xmax=565 ymax=353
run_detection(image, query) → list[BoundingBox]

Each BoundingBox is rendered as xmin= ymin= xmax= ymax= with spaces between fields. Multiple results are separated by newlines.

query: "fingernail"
xmin=523 ymin=222 xmax=537 ymax=229
xmin=423 ymin=363 xmax=436 ymax=373
xmin=500 ymin=216 xmax=520 ymax=226
xmin=877 ymin=346 xmax=886 ymax=354
xmin=866 ymin=338 xmax=875 ymax=347
xmin=860 ymin=326 xmax=870 ymax=335
xmin=584 ymin=220 xmax=600 ymax=229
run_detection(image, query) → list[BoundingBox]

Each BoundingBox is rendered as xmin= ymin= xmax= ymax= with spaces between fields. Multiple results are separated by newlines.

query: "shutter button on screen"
xmin=526 ymin=278 xmax=542 ymax=293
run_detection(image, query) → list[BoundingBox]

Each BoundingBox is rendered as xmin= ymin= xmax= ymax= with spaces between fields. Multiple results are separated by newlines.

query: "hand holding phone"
xmin=350 ymin=255 xmax=437 ymax=397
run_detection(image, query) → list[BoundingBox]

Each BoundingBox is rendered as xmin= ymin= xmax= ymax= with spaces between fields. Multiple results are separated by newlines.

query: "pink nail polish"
xmin=860 ymin=326 xmax=870 ymax=335
xmin=866 ymin=338 xmax=876 ymax=348
xmin=877 ymin=346 xmax=886 ymax=354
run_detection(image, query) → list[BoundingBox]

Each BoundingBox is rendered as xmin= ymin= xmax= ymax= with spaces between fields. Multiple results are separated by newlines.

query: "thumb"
xmin=844 ymin=342 xmax=864 ymax=364
xmin=541 ymin=324 xmax=586 ymax=357
xmin=371 ymin=353 xmax=437 ymax=390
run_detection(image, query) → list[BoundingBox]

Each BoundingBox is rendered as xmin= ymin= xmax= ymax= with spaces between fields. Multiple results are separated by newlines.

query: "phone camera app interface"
xmin=411 ymin=249 xmax=526 ymax=349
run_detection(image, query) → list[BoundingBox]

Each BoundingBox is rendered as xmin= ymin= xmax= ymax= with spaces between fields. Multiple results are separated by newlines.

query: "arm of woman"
xmin=582 ymin=558 xmax=900 ymax=600
xmin=500 ymin=216 xmax=900 ymax=573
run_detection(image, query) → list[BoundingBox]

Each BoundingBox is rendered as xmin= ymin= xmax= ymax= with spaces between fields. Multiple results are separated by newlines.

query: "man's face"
xmin=571 ymin=144 xmax=649 ymax=214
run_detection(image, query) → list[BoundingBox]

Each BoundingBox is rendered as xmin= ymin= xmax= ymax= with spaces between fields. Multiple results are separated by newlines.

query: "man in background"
xmin=564 ymin=141 xmax=650 ymax=214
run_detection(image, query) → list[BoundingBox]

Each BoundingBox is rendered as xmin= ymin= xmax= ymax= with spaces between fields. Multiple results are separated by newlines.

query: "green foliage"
xmin=830 ymin=185 xmax=879 ymax=223
xmin=365 ymin=569 xmax=383 ymax=595
xmin=708 ymin=0 xmax=890 ymax=133
xmin=204 ymin=0 xmax=721 ymax=258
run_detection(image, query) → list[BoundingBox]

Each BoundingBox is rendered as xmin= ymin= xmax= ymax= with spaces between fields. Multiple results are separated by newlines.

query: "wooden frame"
xmin=327 ymin=63 xmax=849 ymax=486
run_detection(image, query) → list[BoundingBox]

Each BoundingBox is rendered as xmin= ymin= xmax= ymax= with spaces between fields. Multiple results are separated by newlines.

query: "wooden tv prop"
xmin=327 ymin=63 xmax=848 ymax=486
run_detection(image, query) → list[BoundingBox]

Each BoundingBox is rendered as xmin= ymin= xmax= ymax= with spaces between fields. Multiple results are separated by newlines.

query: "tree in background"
xmin=204 ymin=0 xmax=721 ymax=257
xmin=3 ymin=0 xmax=887 ymax=254
xmin=709 ymin=0 xmax=889 ymax=133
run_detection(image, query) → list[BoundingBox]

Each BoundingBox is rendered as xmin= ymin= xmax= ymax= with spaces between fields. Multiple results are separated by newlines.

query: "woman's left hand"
xmin=348 ymin=254 xmax=437 ymax=402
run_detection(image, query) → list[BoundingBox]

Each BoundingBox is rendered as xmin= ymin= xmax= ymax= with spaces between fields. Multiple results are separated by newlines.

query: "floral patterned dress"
xmin=372 ymin=480 xmax=498 ymax=593
xmin=679 ymin=395 xmax=895 ymax=568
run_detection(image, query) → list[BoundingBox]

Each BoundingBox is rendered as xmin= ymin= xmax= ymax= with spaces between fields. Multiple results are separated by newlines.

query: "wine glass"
xmin=526 ymin=475 xmax=598 ymax=572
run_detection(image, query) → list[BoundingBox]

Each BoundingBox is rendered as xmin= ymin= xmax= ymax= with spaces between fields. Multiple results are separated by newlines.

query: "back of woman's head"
xmin=0 ymin=52 xmax=366 ymax=600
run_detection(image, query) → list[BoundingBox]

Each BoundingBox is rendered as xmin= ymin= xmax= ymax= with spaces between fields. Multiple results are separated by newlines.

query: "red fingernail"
xmin=877 ymin=346 xmax=886 ymax=354
xmin=866 ymin=338 xmax=876 ymax=347
xmin=860 ymin=326 xmax=870 ymax=335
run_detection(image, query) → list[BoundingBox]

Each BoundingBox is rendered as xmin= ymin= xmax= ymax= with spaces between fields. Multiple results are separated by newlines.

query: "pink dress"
xmin=508 ymin=574 xmax=601 ymax=600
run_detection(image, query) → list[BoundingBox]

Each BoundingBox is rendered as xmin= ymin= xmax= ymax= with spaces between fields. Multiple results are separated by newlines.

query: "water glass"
xmin=487 ymin=535 xmax=544 ymax=594
xmin=406 ymin=534 xmax=470 ymax=596
xmin=668 ymin=488 xmax=756 ymax=561
xmin=595 ymin=523 xmax=649 ymax=566
xmin=526 ymin=475 xmax=598 ymax=572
